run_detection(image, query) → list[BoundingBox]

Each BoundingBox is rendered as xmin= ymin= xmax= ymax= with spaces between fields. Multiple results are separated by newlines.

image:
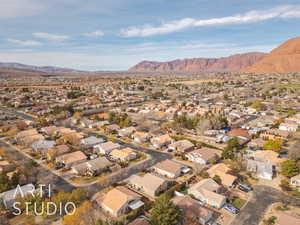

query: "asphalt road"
xmin=230 ymin=185 xmax=300 ymax=225
xmin=0 ymin=106 xmax=36 ymax=121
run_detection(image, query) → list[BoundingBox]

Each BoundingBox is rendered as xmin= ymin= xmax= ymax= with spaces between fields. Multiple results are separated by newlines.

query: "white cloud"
xmin=83 ymin=30 xmax=104 ymax=38
xmin=121 ymin=4 xmax=300 ymax=37
xmin=32 ymin=32 xmax=70 ymax=41
xmin=0 ymin=0 xmax=46 ymax=19
xmin=7 ymin=39 xmax=43 ymax=47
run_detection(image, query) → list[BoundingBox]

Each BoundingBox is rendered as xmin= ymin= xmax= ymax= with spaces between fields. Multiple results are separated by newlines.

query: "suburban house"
xmin=94 ymin=141 xmax=122 ymax=155
xmin=106 ymin=124 xmax=120 ymax=133
xmin=150 ymin=134 xmax=173 ymax=148
xmin=172 ymin=195 xmax=213 ymax=225
xmin=252 ymin=150 xmax=284 ymax=168
xmin=86 ymin=157 xmax=112 ymax=175
xmin=80 ymin=119 xmax=94 ymax=128
xmin=31 ymin=140 xmax=55 ymax=154
xmin=132 ymin=131 xmax=151 ymax=143
xmin=15 ymin=129 xmax=39 ymax=141
xmin=40 ymin=126 xmax=59 ymax=136
xmin=47 ymin=144 xmax=70 ymax=161
xmin=71 ymin=162 xmax=87 ymax=175
xmin=16 ymin=129 xmax=45 ymax=145
xmin=247 ymin=159 xmax=274 ymax=180
xmin=290 ymin=174 xmax=300 ymax=190
xmin=0 ymin=183 xmax=35 ymax=208
xmin=275 ymin=211 xmax=300 ymax=225
xmin=207 ymin=163 xmax=237 ymax=187
xmin=168 ymin=139 xmax=195 ymax=152
xmin=279 ymin=123 xmax=298 ymax=132
xmin=127 ymin=173 xmax=169 ymax=198
xmin=0 ymin=161 xmax=15 ymax=173
xmin=56 ymin=151 xmax=87 ymax=168
xmin=188 ymin=178 xmax=226 ymax=209
xmin=71 ymin=157 xmax=112 ymax=176
xmin=260 ymin=129 xmax=290 ymax=140
xmin=185 ymin=147 xmax=221 ymax=165
xmin=247 ymin=138 xmax=265 ymax=150
xmin=96 ymin=186 xmax=144 ymax=217
xmin=227 ymin=128 xmax=251 ymax=144
xmin=110 ymin=148 xmax=137 ymax=162
xmin=80 ymin=136 xmax=105 ymax=148
xmin=118 ymin=126 xmax=136 ymax=137
xmin=152 ymin=159 xmax=184 ymax=178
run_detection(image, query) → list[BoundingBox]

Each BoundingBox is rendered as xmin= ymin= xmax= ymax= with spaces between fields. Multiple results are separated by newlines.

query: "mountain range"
xmin=1 ymin=36 xmax=300 ymax=74
xmin=0 ymin=62 xmax=77 ymax=73
xmin=243 ymin=37 xmax=300 ymax=73
xmin=129 ymin=52 xmax=266 ymax=72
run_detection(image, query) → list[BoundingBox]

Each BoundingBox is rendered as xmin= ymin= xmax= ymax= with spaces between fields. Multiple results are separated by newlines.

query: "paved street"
xmin=230 ymin=185 xmax=300 ymax=225
xmin=0 ymin=106 xmax=36 ymax=121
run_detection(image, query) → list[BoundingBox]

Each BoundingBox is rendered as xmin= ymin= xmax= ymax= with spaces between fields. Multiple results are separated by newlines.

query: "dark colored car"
xmin=238 ymin=184 xmax=253 ymax=192
xmin=224 ymin=204 xmax=239 ymax=214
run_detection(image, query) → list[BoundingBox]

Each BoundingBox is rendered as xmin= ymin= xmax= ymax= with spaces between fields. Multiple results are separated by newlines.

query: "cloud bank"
xmin=121 ymin=4 xmax=300 ymax=37
xmin=7 ymin=39 xmax=43 ymax=47
xmin=32 ymin=32 xmax=70 ymax=41
xmin=0 ymin=0 xmax=46 ymax=19
xmin=83 ymin=30 xmax=104 ymax=38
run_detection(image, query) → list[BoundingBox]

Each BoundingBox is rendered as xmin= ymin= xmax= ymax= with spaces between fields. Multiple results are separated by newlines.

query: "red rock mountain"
xmin=129 ymin=52 xmax=265 ymax=72
xmin=243 ymin=37 xmax=300 ymax=73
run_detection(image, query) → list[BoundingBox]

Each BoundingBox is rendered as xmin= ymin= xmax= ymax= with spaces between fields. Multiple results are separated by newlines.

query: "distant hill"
xmin=0 ymin=62 xmax=78 ymax=73
xmin=129 ymin=52 xmax=265 ymax=72
xmin=243 ymin=37 xmax=300 ymax=73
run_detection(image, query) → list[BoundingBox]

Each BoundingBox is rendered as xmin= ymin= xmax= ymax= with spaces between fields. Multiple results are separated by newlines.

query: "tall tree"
xmin=281 ymin=159 xmax=300 ymax=178
xmin=150 ymin=194 xmax=181 ymax=225
xmin=63 ymin=200 xmax=97 ymax=225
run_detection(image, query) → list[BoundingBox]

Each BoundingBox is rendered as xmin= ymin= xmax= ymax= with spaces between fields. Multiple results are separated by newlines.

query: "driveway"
xmin=230 ymin=185 xmax=300 ymax=225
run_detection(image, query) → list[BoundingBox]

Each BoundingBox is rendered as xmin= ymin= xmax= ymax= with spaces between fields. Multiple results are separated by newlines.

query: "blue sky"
xmin=0 ymin=0 xmax=300 ymax=70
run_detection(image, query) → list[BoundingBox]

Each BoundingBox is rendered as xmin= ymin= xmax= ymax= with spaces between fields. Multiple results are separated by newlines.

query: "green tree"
xmin=250 ymin=101 xmax=266 ymax=111
xmin=150 ymin=194 xmax=181 ymax=225
xmin=263 ymin=216 xmax=277 ymax=225
xmin=213 ymin=175 xmax=222 ymax=185
xmin=281 ymin=159 xmax=300 ymax=178
xmin=10 ymin=171 xmax=20 ymax=187
xmin=222 ymin=138 xmax=240 ymax=159
xmin=0 ymin=172 xmax=11 ymax=192
xmin=263 ymin=139 xmax=283 ymax=152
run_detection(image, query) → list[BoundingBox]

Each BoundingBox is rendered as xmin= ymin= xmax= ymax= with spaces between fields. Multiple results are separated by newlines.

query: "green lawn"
xmin=231 ymin=197 xmax=247 ymax=209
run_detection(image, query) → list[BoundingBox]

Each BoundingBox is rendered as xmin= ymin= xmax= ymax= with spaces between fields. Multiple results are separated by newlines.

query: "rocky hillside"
xmin=0 ymin=62 xmax=77 ymax=73
xmin=129 ymin=52 xmax=265 ymax=72
xmin=243 ymin=37 xmax=300 ymax=73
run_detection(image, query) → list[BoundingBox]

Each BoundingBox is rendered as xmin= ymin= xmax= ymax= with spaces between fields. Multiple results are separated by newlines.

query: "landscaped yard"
xmin=231 ymin=196 xmax=247 ymax=210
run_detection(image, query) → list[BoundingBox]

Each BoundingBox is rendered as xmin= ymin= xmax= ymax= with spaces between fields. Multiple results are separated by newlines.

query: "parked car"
xmin=224 ymin=204 xmax=239 ymax=214
xmin=207 ymin=221 xmax=221 ymax=225
xmin=238 ymin=184 xmax=253 ymax=192
xmin=89 ymin=154 xmax=98 ymax=160
xmin=55 ymin=163 xmax=64 ymax=170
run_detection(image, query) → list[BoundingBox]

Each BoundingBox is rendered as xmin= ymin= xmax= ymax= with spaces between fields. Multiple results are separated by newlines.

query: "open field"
xmin=271 ymin=83 xmax=300 ymax=89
